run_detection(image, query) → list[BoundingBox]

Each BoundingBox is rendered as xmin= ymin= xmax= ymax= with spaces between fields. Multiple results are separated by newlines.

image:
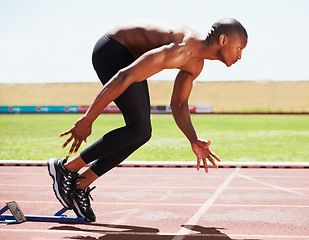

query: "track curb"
xmin=0 ymin=160 xmax=308 ymax=169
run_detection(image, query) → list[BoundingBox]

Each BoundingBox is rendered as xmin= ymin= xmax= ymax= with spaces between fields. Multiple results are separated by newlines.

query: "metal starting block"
xmin=0 ymin=201 xmax=87 ymax=224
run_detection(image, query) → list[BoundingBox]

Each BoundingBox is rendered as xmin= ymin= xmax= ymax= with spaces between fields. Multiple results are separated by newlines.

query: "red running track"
xmin=0 ymin=165 xmax=308 ymax=240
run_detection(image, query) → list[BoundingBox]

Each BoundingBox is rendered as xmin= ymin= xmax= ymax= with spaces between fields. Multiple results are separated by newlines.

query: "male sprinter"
xmin=48 ymin=18 xmax=247 ymax=221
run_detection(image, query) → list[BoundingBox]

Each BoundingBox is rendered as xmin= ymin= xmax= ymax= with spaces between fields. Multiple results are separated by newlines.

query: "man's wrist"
xmin=189 ymin=136 xmax=198 ymax=144
xmin=82 ymin=114 xmax=95 ymax=125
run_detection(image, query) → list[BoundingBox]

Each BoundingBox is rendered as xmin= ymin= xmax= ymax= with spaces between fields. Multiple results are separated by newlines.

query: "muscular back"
xmin=108 ymin=19 xmax=202 ymax=59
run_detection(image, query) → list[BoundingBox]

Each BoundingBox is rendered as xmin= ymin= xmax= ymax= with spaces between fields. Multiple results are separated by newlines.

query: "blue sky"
xmin=1 ymin=0 xmax=308 ymax=83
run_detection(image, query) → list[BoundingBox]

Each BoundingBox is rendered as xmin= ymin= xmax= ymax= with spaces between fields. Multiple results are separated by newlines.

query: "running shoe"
xmin=72 ymin=186 xmax=96 ymax=222
xmin=47 ymin=156 xmax=78 ymax=209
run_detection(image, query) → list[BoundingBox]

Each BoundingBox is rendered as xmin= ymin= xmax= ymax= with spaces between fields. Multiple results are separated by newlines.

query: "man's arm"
xmin=80 ymin=42 xmax=191 ymax=124
xmin=170 ymin=68 xmax=221 ymax=172
xmin=170 ymin=70 xmax=198 ymax=143
xmin=61 ymin=42 xmax=191 ymax=154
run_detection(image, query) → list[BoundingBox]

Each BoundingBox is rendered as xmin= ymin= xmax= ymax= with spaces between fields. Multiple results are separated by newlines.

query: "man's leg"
xmin=63 ymin=80 xmax=151 ymax=190
xmin=64 ymin=154 xmax=86 ymax=172
xmin=80 ymin=79 xmax=151 ymax=177
xmin=66 ymin=80 xmax=151 ymax=221
xmin=49 ymin=34 xmax=148 ymax=221
xmin=66 ymin=137 xmax=148 ymax=190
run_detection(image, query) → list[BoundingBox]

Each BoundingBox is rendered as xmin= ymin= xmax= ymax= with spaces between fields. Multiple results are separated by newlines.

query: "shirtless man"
xmin=48 ymin=18 xmax=248 ymax=222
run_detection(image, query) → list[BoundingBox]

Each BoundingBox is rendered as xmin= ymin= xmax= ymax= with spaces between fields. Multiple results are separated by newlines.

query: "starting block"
xmin=0 ymin=201 xmax=87 ymax=224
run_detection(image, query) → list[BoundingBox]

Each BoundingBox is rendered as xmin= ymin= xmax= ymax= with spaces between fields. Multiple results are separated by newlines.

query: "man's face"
xmin=219 ymin=33 xmax=247 ymax=67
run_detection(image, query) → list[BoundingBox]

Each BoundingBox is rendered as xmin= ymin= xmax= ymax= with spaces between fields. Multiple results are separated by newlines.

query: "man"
xmin=48 ymin=18 xmax=248 ymax=222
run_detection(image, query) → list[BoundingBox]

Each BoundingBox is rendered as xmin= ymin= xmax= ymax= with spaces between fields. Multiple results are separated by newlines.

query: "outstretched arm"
xmin=170 ymin=68 xmax=221 ymax=173
xmin=60 ymin=42 xmax=191 ymax=154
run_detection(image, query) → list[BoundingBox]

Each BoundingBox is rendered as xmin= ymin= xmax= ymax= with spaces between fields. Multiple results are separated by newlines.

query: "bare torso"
xmin=108 ymin=19 xmax=204 ymax=60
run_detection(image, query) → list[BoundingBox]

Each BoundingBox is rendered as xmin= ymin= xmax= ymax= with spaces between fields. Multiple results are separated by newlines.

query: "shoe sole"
xmin=73 ymin=200 xmax=85 ymax=218
xmin=73 ymin=200 xmax=96 ymax=222
xmin=47 ymin=158 xmax=71 ymax=209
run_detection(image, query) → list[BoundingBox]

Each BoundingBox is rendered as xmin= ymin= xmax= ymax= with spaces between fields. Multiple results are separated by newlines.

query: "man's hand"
xmin=60 ymin=117 xmax=92 ymax=154
xmin=191 ymin=139 xmax=221 ymax=173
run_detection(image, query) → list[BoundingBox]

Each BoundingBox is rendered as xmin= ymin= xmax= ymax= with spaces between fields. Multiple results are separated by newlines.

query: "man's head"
xmin=207 ymin=18 xmax=248 ymax=67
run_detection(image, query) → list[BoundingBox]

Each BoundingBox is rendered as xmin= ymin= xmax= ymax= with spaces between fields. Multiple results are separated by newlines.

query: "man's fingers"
xmin=62 ymin=136 xmax=73 ymax=149
xmin=59 ymin=129 xmax=72 ymax=137
xmin=73 ymin=141 xmax=82 ymax=154
xmin=69 ymin=140 xmax=77 ymax=155
xmin=208 ymin=155 xmax=218 ymax=168
xmin=62 ymin=134 xmax=85 ymax=154
xmin=202 ymin=158 xmax=208 ymax=173
xmin=197 ymin=158 xmax=201 ymax=171
xmin=210 ymin=150 xmax=221 ymax=162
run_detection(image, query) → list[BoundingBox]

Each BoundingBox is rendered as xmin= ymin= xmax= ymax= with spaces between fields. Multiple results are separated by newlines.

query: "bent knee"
xmin=140 ymin=124 xmax=152 ymax=142
xmin=142 ymin=128 xmax=152 ymax=143
xmin=134 ymin=123 xmax=152 ymax=143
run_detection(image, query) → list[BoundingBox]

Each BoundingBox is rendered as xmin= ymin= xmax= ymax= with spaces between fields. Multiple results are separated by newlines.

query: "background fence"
xmin=1 ymin=81 xmax=308 ymax=113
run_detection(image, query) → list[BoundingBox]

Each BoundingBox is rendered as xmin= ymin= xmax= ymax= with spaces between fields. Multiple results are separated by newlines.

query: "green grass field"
xmin=0 ymin=114 xmax=308 ymax=162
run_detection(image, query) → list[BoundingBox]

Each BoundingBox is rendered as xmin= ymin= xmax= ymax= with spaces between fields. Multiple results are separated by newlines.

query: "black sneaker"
xmin=47 ymin=156 xmax=78 ymax=209
xmin=72 ymin=186 xmax=96 ymax=222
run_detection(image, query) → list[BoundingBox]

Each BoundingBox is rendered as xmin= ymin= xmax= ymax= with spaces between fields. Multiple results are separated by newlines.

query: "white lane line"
xmin=0 ymin=184 xmax=219 ymax=189
xmin=1 ymin=171 xmax=308 ymax=178
xmin=172 ymin=168 xmax=240 ymax=240
xmin=213 ymin=204 xmax=309 ymax=208
xmin=0 ymin=200 xmax=202 ymax=206
xmin=1 ymin=200 xmax=309 ymax=208
xmin=1 ymin=229 xmax=308 ymax=239
xmin=0 ymin=172 xmax=223 ymax=177
xmin=238 ymin=174 xmax=306 ymax=195
xmin=1 ymin=184 xmax=309 ymax=191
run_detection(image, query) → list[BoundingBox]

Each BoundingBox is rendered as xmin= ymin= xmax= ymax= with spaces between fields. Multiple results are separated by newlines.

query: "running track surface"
xmin=0 ymin=165 xmax=308 ymax=240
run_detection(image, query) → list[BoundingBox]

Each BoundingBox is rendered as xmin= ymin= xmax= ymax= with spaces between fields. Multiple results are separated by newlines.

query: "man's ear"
xmin=218 ymin=34 xmax=227 ymax=46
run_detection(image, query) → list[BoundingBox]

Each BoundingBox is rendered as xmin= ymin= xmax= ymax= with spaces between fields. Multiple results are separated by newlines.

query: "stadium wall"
xmin=0 ymin=105 xmax=213 ymax=114
xmin=1 ymin=81 xmax=309 ymax=113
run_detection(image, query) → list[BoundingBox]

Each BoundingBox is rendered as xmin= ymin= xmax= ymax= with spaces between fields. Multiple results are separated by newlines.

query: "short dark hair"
xmin=207 ymin=18 xmax=248 ymax=44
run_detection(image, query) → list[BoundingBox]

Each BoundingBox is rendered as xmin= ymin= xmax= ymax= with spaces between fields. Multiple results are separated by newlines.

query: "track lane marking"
xmin=1 ymin=183 xmax=309 ymax=190
xmin=172 ymin=168 xmax=240 ymax=240
xmin=238 ymin=174 xmax=306 ymax=195
xmin=1 ymin=199 xmax=309 ymax=208
xmin=1 ymin=228 xmax=309 ymax=239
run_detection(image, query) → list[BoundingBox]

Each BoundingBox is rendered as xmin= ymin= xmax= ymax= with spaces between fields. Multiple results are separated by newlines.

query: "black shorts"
xmin=92 ymin=34 xmax=135 ymax=84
